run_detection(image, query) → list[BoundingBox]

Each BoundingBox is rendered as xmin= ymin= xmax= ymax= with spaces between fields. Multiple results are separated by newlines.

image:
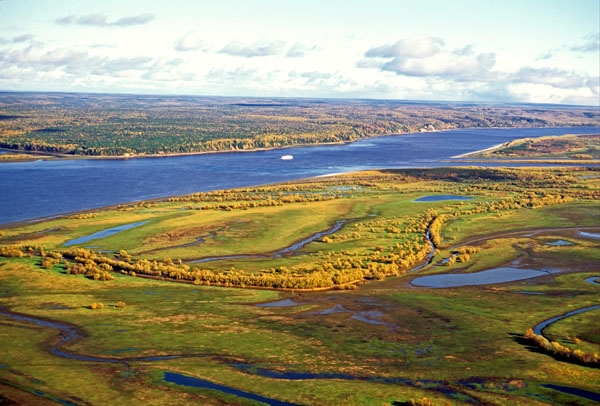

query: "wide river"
xmin=1 ymin=127 xmax=598 ymax=225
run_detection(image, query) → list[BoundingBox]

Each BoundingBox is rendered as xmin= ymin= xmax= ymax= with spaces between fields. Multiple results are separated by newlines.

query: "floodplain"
xmin=1 ymin=163 xmax=599 ymax=405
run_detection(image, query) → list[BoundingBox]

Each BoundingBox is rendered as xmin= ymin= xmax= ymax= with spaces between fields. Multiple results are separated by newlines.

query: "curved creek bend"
xmin=1 ymin=271 xmax=598 ymax=404
xmin=3 ymin=207 xmax=600 ymax=403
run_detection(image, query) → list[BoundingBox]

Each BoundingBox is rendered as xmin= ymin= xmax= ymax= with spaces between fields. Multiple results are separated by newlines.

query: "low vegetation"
xmin=1 ymin=166 xmax=599 ymax=405
xmin=524 ymin=328 xmax=600 ymax=365
xmin=2 ymin=167 xmax=597 ymax=291
xmin=471 ymin=133 xmax=600 ymax=161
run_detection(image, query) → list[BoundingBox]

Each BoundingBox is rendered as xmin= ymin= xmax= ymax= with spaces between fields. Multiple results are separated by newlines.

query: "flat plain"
xmin=1 ymin=159 xmax=599 ymax=405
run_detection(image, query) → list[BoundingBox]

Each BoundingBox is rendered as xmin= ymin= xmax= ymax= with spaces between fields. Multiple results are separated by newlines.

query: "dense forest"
xmin=0 ymin=92 xmax=598 ymax=156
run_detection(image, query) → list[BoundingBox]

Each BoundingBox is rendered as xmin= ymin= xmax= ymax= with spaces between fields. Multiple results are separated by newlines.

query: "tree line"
xmin=1 ymin=93 xmax=597 ymax=157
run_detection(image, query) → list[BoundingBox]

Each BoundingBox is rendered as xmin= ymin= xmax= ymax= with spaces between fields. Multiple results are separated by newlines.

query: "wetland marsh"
xmin=1 ymin=165 xmax=599 ymax=405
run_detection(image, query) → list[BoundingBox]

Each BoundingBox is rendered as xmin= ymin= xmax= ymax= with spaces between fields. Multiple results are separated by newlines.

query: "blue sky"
xmin=0 ymin=0 xmax=598 ymax=105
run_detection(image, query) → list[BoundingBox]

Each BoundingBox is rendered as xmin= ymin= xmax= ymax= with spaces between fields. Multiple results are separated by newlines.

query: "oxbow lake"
xmin=1 ymin=127 xmax=598 ymax=225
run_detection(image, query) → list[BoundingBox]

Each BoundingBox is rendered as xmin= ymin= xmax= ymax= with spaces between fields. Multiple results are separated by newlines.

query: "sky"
xmin=0 ymin=0 xmax=599 ymax=105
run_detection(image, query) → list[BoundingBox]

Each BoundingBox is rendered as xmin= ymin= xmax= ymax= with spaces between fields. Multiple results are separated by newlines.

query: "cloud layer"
xmin=0 ymin=4 xmax=597 ymax=106
xmin=219 ymin=40 xmax=285 ymax=57
xmin=360 ymin=34 xmax=598 ymax=102
xmin=56 ymin=13 xmax=155 ymax=27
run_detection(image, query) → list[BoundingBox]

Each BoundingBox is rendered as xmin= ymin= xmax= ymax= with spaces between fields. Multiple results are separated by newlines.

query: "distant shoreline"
xmin=3 ymin=126 xmax=598 ymax=163
xmin=451 ymin=142 xmax=506 ymax=158
xmin=0 ymin=140 xmax=351 ymax=162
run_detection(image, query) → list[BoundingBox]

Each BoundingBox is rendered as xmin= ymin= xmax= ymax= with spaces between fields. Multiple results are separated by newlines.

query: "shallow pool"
xmin=411 ymin=267 xmax=555 ymax=288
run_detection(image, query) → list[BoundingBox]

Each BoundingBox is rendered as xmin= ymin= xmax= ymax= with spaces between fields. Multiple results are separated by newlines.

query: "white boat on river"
xmin=280 ymin=154 xmax=293 ymax=160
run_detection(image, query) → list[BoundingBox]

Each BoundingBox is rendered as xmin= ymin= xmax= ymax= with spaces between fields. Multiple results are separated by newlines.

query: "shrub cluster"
xmin=524 ymin=328 xmax=600 ymax=365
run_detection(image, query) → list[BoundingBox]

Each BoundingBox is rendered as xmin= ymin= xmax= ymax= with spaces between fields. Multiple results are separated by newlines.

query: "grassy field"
xmin=465 ymin=133 xmax=600 ymax=163
xmin=1 ymin=166 xmax=599 ymax=405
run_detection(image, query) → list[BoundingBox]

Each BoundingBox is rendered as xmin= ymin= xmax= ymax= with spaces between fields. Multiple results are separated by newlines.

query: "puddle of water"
xmin=579 ymin=231 xmax=600 ymax=239
xmin=545 ymin=240 xmax=573 ymax=246
xmin=319 ymin=304 xmax=347 ymax=315
xmin=411 ymin=267 xmax=552 ymax=288
xmin=350 ymin=310 xmax=387 ymax=325
xmin=63 ymin=220 xmax=149 ymax=247
xmin=317 ymin=306 xmax=389 ymax=325
xmin=414 ymin=195 xmax=473 ymax=202
xmin=164 ymin=372 xmax=297 ymax=406
xmin=256 ymin=299 xmax=299 ymax=307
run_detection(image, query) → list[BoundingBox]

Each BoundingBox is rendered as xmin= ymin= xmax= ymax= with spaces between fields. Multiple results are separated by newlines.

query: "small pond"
xmin=545 ymin=240 xmax=573 ymax=246
xmin=63 ymin=220 xmax=149 ymax=247
xmin=256 ymin=299 xmax=299 ymax=307
xmin=411 ymin=267 xmax=556 ymax=288
xmin=414 ymin=195 xmax=473 ymax=202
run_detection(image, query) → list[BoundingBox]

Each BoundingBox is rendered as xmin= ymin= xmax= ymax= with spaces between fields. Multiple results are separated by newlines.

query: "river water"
xmin=1 ymin=127 xmax=597 ymax=225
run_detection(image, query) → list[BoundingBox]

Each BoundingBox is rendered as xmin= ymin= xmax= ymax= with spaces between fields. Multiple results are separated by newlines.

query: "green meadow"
xmin=1 ymin=166 xmax=599 ymax=405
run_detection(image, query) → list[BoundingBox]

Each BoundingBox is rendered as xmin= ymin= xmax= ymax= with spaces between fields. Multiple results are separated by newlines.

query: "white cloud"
xmin=55 ymin=13 xmax=155 ymax=27
xmin=218 ymin=40 xmax=285 ymax=57
xmin=285 ymin=43 xmax=318 ymax=58
xmin=512 ymin=67 xmax=590 ymax=90
xmin=0 ymin=34 xmax=35 ymax=45
xmin=141 ymin=58 xmax=195 ymax=82
xmin=365 ymin=35 xmax=444 ymax=59
xmin=360 ymin=35 xmax=596 ymax=102
xmin=570 ymin=33 xmax=600 ymax=53
xmin=174 ymin=31 xmax=207 ymax=52
xmin=0 ymin=43 xmax=152 ymax=77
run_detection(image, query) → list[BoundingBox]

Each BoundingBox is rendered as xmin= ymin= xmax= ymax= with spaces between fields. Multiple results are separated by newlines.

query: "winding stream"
xmin=0 ymin=306 xmax=298 ymax=405
xmin=164 ymin=372 xmax=298 ymax=406
xmin=532 ymin=305 xmax=600 ymax=336
xmin=1 ymin=276 xmax=598 ymax=405
xmin=0 ymin=306 xmax=179 ymax=364
xmin=189 ymin=219 xmax=347 ymax=263
xmin=0 ymin=259 xmax=597 ymax=404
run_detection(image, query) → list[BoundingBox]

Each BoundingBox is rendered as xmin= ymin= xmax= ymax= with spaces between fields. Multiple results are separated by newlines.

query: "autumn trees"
xmin=524 ymin=328 xmax=600 ymax=366
xmin=1 ymin=93 xmax=597 ymax=157
xmin=1 ymin=167 xmax=598 ymax=290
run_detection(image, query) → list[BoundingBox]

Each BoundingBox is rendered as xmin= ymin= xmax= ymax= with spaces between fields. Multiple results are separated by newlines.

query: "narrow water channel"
xmin=1 ymin=273 xmax=598 ymax=404
xmin=164 ymin=372 xmax=298 ymax=406
xmin=189 ymin=219 xmax=347 ymax=263
xmin=532 ymin=305 xmax=600 ymax=336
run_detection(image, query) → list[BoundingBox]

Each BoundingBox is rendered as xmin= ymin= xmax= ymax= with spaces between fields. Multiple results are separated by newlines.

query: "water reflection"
xmin=411 ymin=267 xmax=556 ymax=288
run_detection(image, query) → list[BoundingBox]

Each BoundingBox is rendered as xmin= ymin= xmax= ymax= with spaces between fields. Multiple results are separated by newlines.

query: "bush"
xmin=0 ymin=246 xmax=24 ymax=258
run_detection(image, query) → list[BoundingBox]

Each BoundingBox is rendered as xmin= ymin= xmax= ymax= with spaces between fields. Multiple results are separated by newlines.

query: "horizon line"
xmin=0 ymin=89 xmax=597 ymax=108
